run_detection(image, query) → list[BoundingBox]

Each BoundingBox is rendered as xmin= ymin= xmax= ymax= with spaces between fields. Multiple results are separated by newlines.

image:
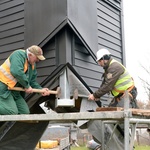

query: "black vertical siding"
xmin=36 ymin=37 xmax=57 ymax=84
xmin=0 ymin=0 xmax=24 ymax=64
xmin=24 ymin=0 xmax=67 ymax=47
xmin=73 ymin=0 xmax=123 ymax=103
xmin=74 ymin=35 xmax=102 ymax=92
xmin=0 ymin=0 xmax=124 ymax=94
xmin=67 ymin=0 xmax=98 ymax=55
xmin=97 ymin=0 xmax=122 ymax=62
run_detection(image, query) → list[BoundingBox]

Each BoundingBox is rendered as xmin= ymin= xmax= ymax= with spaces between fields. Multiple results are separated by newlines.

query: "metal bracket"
xmin=55 ymin=69 xmax=75 ymax=107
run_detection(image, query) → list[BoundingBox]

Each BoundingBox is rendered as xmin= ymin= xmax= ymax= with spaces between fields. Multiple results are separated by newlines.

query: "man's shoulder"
xmin=14 ymin=49 xmax=25 ymax=53
xmin=109 ymin=59 xmax=125 ymax=73
xmin=10 ymin=49 xmax=27 ymax=60
xmin=12 ymin=49 xmax=26 ymax=56
xmin=111 ymin=59 xmax=125 ymax=67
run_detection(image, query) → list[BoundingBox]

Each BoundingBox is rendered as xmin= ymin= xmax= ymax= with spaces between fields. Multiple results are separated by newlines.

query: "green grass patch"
xmin=135 ymin=145 xmax=150 ymax=150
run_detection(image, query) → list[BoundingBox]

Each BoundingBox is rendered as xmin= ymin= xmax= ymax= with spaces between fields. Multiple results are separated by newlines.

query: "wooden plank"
xmin=96 ymin=107 xmax=123 ymax=111
xmin=96 ymin=107 xmax=150 ymax=116
xmin=130 ymin=108 xmax=150 ymax=116
xmin=130 ymin=108 xmax=150 ymax=112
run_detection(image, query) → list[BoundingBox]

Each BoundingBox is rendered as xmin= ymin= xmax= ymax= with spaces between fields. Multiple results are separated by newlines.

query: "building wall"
xmin=97 ymin=0 xmax=123 ymax=61
xmin=0 ymin=0 xmax=125 ymax=101
xmin=0 ymin=0 xmax=24 ymax=64
xmin=73 ymin=0 xmax=124 ymax=102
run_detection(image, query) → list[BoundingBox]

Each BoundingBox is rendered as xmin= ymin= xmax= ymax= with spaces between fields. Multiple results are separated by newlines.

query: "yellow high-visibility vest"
xmin=110 ymin=59 xmax=134 ymax=96
xmin=0 ymin=58 xmax=28 ymax=88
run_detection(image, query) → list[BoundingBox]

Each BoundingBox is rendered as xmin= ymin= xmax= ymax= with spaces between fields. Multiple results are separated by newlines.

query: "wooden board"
xmin=130 ymin=108 xmax=150 ymax=116
xmin=96 ymin=107 xmax=123 ymax=111
xmin=96 ymin=107 xmax=150 ymax=116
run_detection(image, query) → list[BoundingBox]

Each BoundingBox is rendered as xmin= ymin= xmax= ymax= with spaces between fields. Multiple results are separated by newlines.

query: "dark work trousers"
xmin=108 ymin=87 xmax=138 ymax=108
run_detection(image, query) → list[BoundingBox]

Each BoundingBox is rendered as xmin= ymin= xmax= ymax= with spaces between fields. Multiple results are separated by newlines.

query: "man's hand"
xmin=25 ymin=86 xmax=33 ymax=94
xmin=41 ymin=88 xmax=50 ymax=96
xmin=88 ymin=94 xmax=95 ymax=101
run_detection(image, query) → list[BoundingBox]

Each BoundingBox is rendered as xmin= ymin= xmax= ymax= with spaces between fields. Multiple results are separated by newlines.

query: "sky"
xmin=123 ymin=0 xmax=150 ymax=101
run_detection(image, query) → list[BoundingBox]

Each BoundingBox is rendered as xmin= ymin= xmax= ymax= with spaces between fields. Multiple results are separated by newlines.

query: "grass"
xmin=135 ymin=145 xmax=150 ymax=150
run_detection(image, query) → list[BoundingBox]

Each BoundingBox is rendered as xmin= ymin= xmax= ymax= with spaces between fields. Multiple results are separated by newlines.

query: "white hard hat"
xmin=96 ymin=48 xmax=111 ymax=61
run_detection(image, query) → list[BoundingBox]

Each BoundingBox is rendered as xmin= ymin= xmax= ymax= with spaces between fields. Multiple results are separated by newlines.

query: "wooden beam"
xmin=96 ymin=107 xmax=123 ymax=111
xmin=96 ymin=107 xmax=150 ymax=117
xmin=130 ymin=108 xmax=150 ymax=116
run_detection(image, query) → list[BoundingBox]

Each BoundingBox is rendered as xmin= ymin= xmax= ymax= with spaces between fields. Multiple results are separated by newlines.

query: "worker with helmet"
xmin=88 ymin=48 xmax=138 ymax=108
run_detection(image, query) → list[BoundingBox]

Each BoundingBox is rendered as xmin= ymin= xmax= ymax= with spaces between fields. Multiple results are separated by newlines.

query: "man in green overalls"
xmin=0 ymin=45 xmax=50 ymax=115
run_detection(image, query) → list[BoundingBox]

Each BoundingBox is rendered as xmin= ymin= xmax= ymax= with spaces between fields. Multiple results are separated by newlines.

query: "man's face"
xmin=98 ymin=59 xmax=104 ymax=67
xmin=28 ymin=53 xmax=40 ymax=65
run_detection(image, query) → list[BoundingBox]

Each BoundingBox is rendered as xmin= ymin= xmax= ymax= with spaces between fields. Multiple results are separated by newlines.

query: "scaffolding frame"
xmin=0 ymin=91 xmax=150 ymax=150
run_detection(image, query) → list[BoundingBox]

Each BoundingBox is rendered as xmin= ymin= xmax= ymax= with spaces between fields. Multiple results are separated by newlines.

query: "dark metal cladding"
xmin=0 ymin=0 xmax=124 ymax=96
xmin=0 ymin=0 xmax=124 ymax=149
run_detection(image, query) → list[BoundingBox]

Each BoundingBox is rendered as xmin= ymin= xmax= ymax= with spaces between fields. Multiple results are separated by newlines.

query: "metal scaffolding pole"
xmin=124 ymin=91 xmax=130 ymax=150
xmin=130 ymin=118 xmax=150 ymax=124
xmin=0 ymin=111 xmax=125 ymax=122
